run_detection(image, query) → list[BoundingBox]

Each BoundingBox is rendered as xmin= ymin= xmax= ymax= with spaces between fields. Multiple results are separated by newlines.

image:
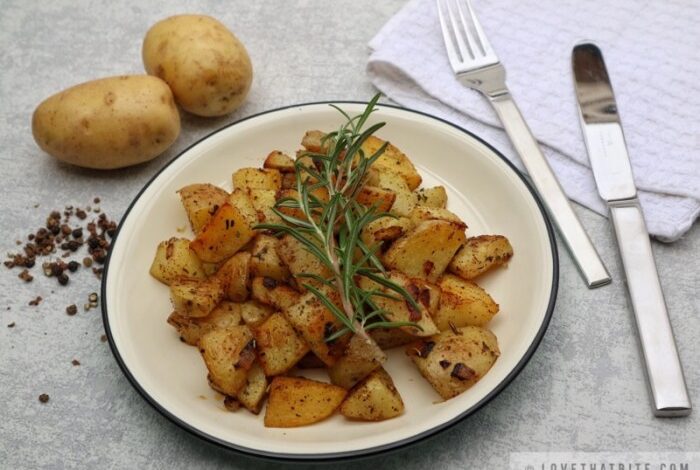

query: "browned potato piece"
xmin=275 ymin=189 xmax=306 ymax=221
xmin=283 ymin=290 xmax=349 ymax=366
xmin=177 ymin=183 xmax=229 ymax=234
xmin=232 ymin=168 xmax=281 ymax=191
xmin=339 ymin=368 xmax=404 ymax=421
xmin=328 ymin=333 xmax=386 ymax=389
xmin=228 ymin=188 xmax=258 ymax=227
xmin=406 ymin=326 xmax=499 ymax=399
xmin=239 ymin=300 xmax=274 ymax=327
xmin=276 ymin=234 xmax=333 ymax=291
xmin=167 ymin=301 xmax=243 ymax=345
xmin=215 ymin=252 xmax=251 ymax=302
xmin=246 ymin=188 xmax=281 ymax=224
xmin=201 ymin=261 xmax=222 ymax=277
xmin=169 ymin=277 xmax=224 ymax=318
xmin=371 ymin=171 xmax=417 ymax=216
xmin=360 ymin=216 xmax=414 ymax=253
xmin=190 ymin=203 xmax=255 ymax=263
xmin=360 ymin=135 xmax=421 ymax=190
xmin=250 ymin=276 xmax=300 ymax=310
xmin=300 ymin=130 xmax=327 ymax=153
xmin=199 ymin=325 xmax=256 ymax=396
xmin=250 ymin=235 xmax=291 ymax=281
xmin=408 ymin=206 xmax=466 ymax=228
xmin=264 ymin=376 xmax=346 ymax=428
xmin=281 ymin=172 xmax=296 ymax=189
xmin=433 ymin=274 xmax=499 ymax=329
xmin=149 ymin=237 xmax=206 ymax=284
xmin=358 ymin=271 xmax=438 ymax=337
xmin=415 ymin=186 xmax=447 ymax=208
xmin=449 ymin=235 xmax=514 ymax=280
xmin=369 ymin=327 xmax=416 ymax=349
xmin=236 ymin=362 xmax=267 ymax=414
xmin=252 ymin=313 xmax=309 ymax=376
xmin=383 ymin=220 xmax=466 ymax=282
xmin=356 ymin=186 xmax=396 ymax=212
xmin=263 ymin=151 xmax=295 ymax=173
xmin=297 ymin=352 xmax=326 ymax=369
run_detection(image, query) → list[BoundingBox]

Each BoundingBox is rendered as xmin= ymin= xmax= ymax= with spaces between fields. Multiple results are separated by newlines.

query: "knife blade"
xmin=572 ymin=43 xmax=691 ymax=417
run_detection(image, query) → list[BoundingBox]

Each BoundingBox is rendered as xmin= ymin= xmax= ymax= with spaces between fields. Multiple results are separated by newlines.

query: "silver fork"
xmin=436 ymin=0 xmax=611 ymax=288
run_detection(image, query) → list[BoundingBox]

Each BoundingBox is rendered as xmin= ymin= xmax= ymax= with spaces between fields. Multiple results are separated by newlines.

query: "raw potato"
xmin=190 ymin=203 xmax=255 ymax=263
xmin=178 ymin=184 xmax=229 ymax=234
xmin=449 ymin=235 xmax=514 ymax=280
xmin=432 ymin=274 xmax=499 ymax=329
xmin=236 ymin=362 xmax=267 ymax=414
xmin=149 ymin=237 xmax=206 ymax=284
xmin=142 ymin=15 xmax=252 ymax=117
xmin=415 ymin=186 xmax=447 ymax=208
xmin=216 ymin=252 xmax=251 ymax=301
xmin=167 ymin=301 xmax=243 ymax=345
xmin=328 ymin=333 xmax=386 ymax=389
xmin=250 ymin=276 xmax=300 ymax=310
xmin=407 ymin=326 xmax=500 ymax=399
xmin=383 ymin=220 xmax=466 ymax=282
xmin=264 ymin=377 xmax=347 ymax=428
xmin=169 ymin=277 xmax=224 ymax=318
xmin=250 ymin=235 xmax=291 ymax=281
xmin=340 ymin=368 xmax=404 ymax=421
xmin=252 ymin=313 xmax=309 ymax=376
xmin=32 ymin=75 xmax=180 ymax=169
xmin=199 ymin=325 xmax=256 ymax=395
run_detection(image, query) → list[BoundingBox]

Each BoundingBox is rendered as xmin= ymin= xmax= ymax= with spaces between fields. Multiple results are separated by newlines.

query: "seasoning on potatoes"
xmin=32 ymin=75 xmax=180 ymax=169
xmin=142 ymin=14 xmax=253 ymax=117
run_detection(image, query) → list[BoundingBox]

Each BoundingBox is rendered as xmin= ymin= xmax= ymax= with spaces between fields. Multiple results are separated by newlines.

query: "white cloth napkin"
xmin=367 ymin=0 xmax=700 ymax=241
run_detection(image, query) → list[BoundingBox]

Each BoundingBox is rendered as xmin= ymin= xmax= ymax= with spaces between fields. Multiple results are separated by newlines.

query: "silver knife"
xmin=572 ymin=43 xmax=691 ymax=417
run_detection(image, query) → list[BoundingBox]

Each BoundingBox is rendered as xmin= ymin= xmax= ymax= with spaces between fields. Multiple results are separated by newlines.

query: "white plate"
xmin=102 ymin=102 xmax=557 ymax=461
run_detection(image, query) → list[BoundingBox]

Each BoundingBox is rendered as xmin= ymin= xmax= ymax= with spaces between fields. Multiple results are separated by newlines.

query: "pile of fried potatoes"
xmin=149 ymin=131 xmax=513 ymax=427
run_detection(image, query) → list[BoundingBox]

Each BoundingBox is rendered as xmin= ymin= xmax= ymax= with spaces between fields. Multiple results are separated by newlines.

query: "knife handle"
xmin=609 ymin=200 xmax=691 ymax=416
xmin=490 ymin=95 xmax=611 ymax=288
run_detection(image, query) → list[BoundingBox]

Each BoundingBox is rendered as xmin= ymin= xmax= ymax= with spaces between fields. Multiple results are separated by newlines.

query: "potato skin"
xmin=142 ymin=15 xmax=253 ymax=117
xmin=32 ymin=75 xmax=180 ymax=169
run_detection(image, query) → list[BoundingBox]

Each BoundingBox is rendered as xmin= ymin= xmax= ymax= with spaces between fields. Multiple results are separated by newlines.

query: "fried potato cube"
xmin=358 ymin=271 xmax=439 ymax=337
xmin=449 ymin=235 xmax=514 ymax=280
xmin=371 ymin=171 xmax=418 ymax=216
xmin=408 ymin=206 xmax=466 ymax=228
xmin=228 ymin=188 xmax=259 ymax=227
xmin=232 ymin=167 xmax=281 ymax=191
xmin=150 ymin=237 xmax=206 ymax=284
xmin=199 ymin=325 xmax=256 ymax=396
xmin=383 ymin=220 xmax=466 ymax=282
xmin=360 ymin=135 xmax=421 ymax=190
xmin=167 ymin=301 xmax=243 ymax=345
xmin=356 ymin=186 xmax=396 ymax=212
xmin=415 ymin=186 xmax=447 ymax=208
xmin=247 ymin=188 xmax=281 ymax=225
xmin=407 ymin=326 xmax=500 ymax=400
xmin=283 ymin=290 xmax=350 ymax=366
xmin=339 ymin=368 xmax=404 ymax=421
xmin=169 ymin=277 xmax=224 ymax=318
xmin=275 ymin=189 xmax=306 ymax=221
xmin=360 ymin=216 xmax=414 ymax=255
xmin=369 ymin=327 xmax=417 ymax=349
xmin=264 ymin=376 xmax=346 ymax=428
xmin=250 ymin=276 xmax=301 ymax=310
xmin=328 ymin=333 xmax=386 ymax=389
xmin=236 ymin=362 xmax=268 ymax=414
xmin=263 ymin=150 xmax=295 ymax=173
xmin=190 ymin=203 xmax=255 ymax=263
xmin=276 ymin=234 xmax=333 ymax=291
xmin=177 ymin=183 xmax=230 ymax=234
xmin=432 ymin=274 xmax=499 ymax=329
xmin=252 ymin=313 xmax=309 ymax=376
xmin=300 ymin=130 xmax=328 ymax=153
xmin=216 ymin=252 xmax=251 ymax=302
xmin=239 ymin=300 xmax=274 ymax=327
xmin=281 ymin=172 xmax=296 ymax=189
xmin=250 ymin=235 xmax=291 ymax=281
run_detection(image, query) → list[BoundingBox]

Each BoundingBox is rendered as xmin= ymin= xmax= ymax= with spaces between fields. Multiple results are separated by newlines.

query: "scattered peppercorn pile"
xmin=4 ymin=199 xmax=118 ymax=312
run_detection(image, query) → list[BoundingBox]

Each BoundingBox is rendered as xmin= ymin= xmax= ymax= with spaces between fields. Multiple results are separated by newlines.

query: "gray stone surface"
xmin=0 ymin=1 xmax=697 ymax=469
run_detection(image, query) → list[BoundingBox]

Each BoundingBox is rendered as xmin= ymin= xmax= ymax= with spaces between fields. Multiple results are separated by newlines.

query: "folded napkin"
xmin=368 ymin=0 xmax=700 ymax=241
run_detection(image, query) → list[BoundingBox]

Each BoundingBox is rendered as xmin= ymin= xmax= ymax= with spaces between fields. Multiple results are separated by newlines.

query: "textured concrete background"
xmin=0 ymin=1 xmax=697 ymax=469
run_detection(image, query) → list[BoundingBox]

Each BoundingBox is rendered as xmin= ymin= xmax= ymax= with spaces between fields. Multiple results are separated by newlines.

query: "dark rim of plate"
xmin=101 ymin=101 xmax=559 ymax=463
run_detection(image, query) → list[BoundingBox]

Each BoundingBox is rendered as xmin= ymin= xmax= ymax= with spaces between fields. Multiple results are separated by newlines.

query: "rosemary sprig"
xmin=257 ymin=95 xmax=422 ymax=342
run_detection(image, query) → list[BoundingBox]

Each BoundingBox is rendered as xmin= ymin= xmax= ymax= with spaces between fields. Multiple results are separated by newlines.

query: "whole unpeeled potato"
xmin=142 ymin=15 xmax=253 ymax=117
xmin=32 ymin=75 xmax=181 ymax=169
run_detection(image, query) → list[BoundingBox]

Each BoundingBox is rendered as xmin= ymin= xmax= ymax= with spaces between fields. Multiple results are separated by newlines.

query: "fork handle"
xmin=489 ymin=93 xmax=611 ymax=288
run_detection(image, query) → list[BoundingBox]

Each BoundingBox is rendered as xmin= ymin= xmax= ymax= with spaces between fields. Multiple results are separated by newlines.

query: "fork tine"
xmin=463 ymin=0 xmax=496 ymax=57
xmin=453 ymin=0 xmax=479 ymax=58
xmin=436 ymin=0 xmax=462 ymax=68
xmin=443 ymin=0 xmax=472 ymax=62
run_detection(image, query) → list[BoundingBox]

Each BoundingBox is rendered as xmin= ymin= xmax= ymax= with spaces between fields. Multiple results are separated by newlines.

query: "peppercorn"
xmin=57 ymin=273 xmax=69 ymax=285
xmin=66 ymin=304 xmax=77 ymax=316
